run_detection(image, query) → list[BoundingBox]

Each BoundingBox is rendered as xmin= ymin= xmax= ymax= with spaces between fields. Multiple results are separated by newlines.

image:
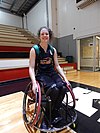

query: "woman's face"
xmin=39 ymin=28 xmax=49 ymax=43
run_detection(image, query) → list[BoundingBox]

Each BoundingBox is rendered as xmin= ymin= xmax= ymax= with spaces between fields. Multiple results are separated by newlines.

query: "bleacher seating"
xmin=0 ymin=24 xmax=77 ymax=73
xmin=0 ymin=24 xmax=39 ymax=47
xmin=58 ymin=56 xmax=77 ymax=74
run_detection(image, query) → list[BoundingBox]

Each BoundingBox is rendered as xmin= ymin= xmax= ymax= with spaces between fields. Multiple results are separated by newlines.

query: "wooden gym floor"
xmin=0 ymin=71 xmax=100 ymax=133
xmin=67 ymin=71 xmax=100 ymax=89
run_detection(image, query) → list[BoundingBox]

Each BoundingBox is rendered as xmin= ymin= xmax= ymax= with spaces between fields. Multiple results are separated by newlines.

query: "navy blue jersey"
xmin=33 ymin=44 xmax=55 ymax=74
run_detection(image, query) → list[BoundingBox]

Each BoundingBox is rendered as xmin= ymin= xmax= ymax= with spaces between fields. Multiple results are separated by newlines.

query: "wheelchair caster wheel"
xmin=73 ymin=123 xmax=76 ymax=128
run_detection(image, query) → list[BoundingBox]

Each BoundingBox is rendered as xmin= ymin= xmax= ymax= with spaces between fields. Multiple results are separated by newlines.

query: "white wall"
xmin=27 ymin=0 xmax=47 ymax=36
xmin=0 ymin=11 xmax=22 ymax=27
xmin=74 ymin=0 xmax=100 ymax=39
xmin=57 ymin=0 xmax=75 ymax=38
xmin=57 ymin=0 xmax=100 ymax=39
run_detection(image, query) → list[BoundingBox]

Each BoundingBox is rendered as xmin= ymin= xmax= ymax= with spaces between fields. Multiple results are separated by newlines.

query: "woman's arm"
xmin=29 ymin=48 xmax=37 ymax=93
xmin=53 ymin=48 xmax=69 ymax=84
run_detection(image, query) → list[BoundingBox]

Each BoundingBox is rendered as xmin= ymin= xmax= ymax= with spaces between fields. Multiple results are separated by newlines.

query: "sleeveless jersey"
xmin=33 ymin=44 xmax=55 ymax=74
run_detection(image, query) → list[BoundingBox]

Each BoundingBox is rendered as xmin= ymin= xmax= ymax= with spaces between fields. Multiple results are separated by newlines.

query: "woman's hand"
xmin=32 ymin=81 xmax=38 ymax=94
xmin=65 ymin=80 xmax=72 ymax=88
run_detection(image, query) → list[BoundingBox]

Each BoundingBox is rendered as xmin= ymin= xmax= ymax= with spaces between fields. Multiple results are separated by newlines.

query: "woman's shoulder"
xmin=32 ymin=44 xmax=40 ymax=55
xmin=32 ymin=44 xmax=39 ymax=48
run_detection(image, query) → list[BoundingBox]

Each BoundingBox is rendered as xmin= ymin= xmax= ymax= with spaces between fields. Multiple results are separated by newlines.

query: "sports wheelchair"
xmin=22 ymin=81 xmax=77 ymax=133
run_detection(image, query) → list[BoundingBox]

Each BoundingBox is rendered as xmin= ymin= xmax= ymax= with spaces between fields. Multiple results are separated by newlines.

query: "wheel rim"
xmin=23 ymin=82 xmax=41 ymax=126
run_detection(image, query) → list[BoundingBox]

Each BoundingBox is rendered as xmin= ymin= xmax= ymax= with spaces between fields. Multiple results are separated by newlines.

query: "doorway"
xmin=94 ymin=36 xmax=100 ymax=71
xmin=77 ymin=36 xmax=100 ymax=71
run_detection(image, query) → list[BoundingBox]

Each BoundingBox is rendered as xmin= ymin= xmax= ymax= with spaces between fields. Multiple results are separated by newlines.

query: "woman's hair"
xmin=37 ymin=26 xmax=53 ymax=40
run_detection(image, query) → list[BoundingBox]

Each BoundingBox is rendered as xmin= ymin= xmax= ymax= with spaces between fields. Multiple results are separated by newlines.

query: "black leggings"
xmin=36 ymin=72 xmax=67 ymax=110
xmin=46 ymin=85 xmax=67 ymax=111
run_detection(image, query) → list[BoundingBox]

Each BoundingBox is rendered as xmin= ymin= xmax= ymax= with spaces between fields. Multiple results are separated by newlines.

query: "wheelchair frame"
xmin=23 ymin=81 xmax=77 ymax=133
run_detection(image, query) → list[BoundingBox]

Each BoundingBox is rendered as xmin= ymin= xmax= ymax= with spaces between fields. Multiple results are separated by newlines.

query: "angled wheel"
xmin=23 ymin=82 xmax=41 ymax=127
xmin=60 ymin=83 xmax=77 ymax=129
xmin=64 ymin=83 xmax=76 ymax=109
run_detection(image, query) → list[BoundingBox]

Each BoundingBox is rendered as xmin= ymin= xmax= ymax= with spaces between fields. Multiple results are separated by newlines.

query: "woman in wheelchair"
xmin=29 ymin=26 xmax=71 ymax=129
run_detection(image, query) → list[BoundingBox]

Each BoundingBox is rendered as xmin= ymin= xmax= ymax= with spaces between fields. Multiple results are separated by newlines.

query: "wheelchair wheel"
xmin=61 ymin=84 xmax=77 ymax=130
xmin=23 ymin=82 xmax=41 ymax=127
xmin=38 ymin=84 xmax=77 ymax=132
xmin=66 ymin=84 xmax=76 ymax=109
